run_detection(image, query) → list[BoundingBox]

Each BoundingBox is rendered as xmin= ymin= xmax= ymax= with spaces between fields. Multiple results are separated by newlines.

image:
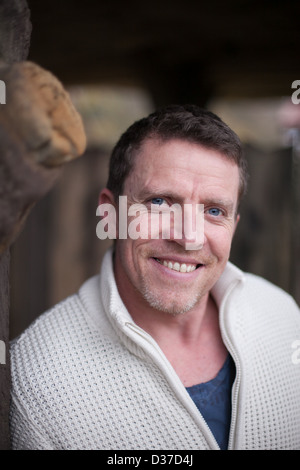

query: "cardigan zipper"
xmin=221 ymin=332 xmax=241 ymax=450
xmin=124 ymin=321 xmax=221 ymax=450
xmin=120 ymin=275 xmax=244 ymax=450
xmin=218 ymin=280 xmax=243 ymax=450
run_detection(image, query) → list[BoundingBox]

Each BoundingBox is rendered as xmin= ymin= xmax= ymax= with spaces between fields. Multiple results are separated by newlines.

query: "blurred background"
xmin=9 ymin=0 xmax=300 ymax=338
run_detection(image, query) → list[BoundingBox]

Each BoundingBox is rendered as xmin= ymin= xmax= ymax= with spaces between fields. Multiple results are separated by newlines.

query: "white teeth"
xmin=180 ymin=264 xmax=187 ymax=273
xmin=156 ymin=258 xmax=197 ymax=273
xmin=173 ymin=262 xmax=180 ymax=271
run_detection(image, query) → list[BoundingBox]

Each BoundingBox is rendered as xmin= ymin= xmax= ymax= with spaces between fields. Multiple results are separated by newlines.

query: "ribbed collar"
xmin=99 ymin=248 xmax=245 ymax=328
xmin=99 ymin=247 xmax=133 ymax=327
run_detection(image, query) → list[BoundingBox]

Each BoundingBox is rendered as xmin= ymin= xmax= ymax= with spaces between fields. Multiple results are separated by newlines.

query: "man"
xmin=10 ymin=105 xmax=300 ymax=450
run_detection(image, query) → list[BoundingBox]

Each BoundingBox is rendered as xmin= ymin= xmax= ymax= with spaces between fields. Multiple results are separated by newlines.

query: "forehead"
xmin=123 ymin=137 xmax=240 ymax=204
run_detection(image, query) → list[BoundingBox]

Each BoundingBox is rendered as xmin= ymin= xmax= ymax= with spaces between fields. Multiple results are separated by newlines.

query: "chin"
xmin=141 ymin=285 xmax=200 ymax=316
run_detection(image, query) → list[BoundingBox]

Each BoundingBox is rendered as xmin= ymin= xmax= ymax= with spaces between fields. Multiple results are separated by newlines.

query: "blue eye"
xmin=151 ymin=198 xmax=165 ymax=206
xmin=208 ymin=208 xmax=222 ymax=216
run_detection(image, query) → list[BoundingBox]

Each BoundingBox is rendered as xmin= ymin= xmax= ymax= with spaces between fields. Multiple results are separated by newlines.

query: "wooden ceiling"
xmin=27 ymin=0 xmax=300 ymax=105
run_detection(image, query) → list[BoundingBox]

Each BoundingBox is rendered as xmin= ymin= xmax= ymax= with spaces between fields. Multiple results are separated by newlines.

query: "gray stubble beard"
xmin=139 ymin=273 xmax=201 ymax=317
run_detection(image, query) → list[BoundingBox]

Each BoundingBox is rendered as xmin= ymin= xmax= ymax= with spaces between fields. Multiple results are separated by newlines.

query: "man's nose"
xmin=171 ymin=203 xmax=204 ymax=251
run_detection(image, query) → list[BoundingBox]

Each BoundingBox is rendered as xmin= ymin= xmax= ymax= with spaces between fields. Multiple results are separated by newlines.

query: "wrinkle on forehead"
xmin=123 ymin=138 xmax=239 ymax=207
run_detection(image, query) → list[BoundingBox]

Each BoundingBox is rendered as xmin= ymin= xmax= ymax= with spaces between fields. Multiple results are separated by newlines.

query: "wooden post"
xmin=0 ymin=251 xmax=10 ymax=450
xmin=0 ymin=1 xmax=86 ymax=449
xmin=0 ymin=0 xmax=31 ymax=450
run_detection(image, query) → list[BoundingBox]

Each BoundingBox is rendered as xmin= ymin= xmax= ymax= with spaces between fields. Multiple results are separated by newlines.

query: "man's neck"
xmin=131 ymin=293 xmax=227 ymax=386
xmin=129 ymin=292 xmax=210 ymax=346
xmin=114 ymin=260 xmax=227 ymax=386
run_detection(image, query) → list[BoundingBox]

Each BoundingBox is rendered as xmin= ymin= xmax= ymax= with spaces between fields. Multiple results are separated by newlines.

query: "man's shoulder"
xmin=243 ymin=271 xmax=298 ymax=306
xmin=232 ymin=268 xmax=300 ymax=326
xmin=12 ymin=276 xmax=90 ymax=343
xmin=219 ymin=262 xmax=299 ymax=314
xmin=10 ymin=274 xmax=113 ymax=376
xmin=9 ymin=273 xmax=126 ymax=449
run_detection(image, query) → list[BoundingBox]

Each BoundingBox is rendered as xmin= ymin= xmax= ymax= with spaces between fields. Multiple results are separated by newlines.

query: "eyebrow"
xmin=137 ymin=188 xmax=180 ymax=202
xmin=202 ymin=198 xmax=235 ymax=213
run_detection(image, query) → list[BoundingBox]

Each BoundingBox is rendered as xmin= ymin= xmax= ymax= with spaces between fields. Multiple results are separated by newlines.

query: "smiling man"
xmin=10 ymin=105 xmax=300 ymax=450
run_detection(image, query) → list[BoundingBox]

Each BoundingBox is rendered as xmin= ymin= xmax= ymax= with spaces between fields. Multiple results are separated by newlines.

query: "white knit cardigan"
xmin=10 ymin=249 xmax=300 ymax=450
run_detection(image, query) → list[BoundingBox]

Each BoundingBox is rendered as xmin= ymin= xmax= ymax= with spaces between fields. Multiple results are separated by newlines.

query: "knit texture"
xmin=10 ymin=249 xmax=300 ymax=450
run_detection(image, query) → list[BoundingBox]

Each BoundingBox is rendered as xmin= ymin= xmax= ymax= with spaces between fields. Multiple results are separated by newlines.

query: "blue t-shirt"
xmin=186 ymin=355 xmax=235 ymax=450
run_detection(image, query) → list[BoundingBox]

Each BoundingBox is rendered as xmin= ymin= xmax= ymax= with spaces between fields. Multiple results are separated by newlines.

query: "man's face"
xmin=112 ymin=137 xmax=240 ymax=316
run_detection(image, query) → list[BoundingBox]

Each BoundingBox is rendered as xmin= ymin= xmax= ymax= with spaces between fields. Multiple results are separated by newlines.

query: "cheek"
xmin=205 ymin=224 xmax=235 ymax=256
xmin=127 ymin=211 xmax=150 ymax=240
xmin=117 ymin=236 xmax=149 ymax=273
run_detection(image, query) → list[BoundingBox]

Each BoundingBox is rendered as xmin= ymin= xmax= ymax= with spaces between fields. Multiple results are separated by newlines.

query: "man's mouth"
xmin=153 ymin=257 xmax=203 ymax=273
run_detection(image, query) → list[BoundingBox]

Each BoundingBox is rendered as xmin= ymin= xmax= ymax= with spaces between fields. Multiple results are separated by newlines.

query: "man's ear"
xmin=98 ymin=188 xmax=119 ymax=240
xmin=98 ymin=188 xmax=116 ymax=207
xmin=233 ymin=213 xmax=240 ymax=236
